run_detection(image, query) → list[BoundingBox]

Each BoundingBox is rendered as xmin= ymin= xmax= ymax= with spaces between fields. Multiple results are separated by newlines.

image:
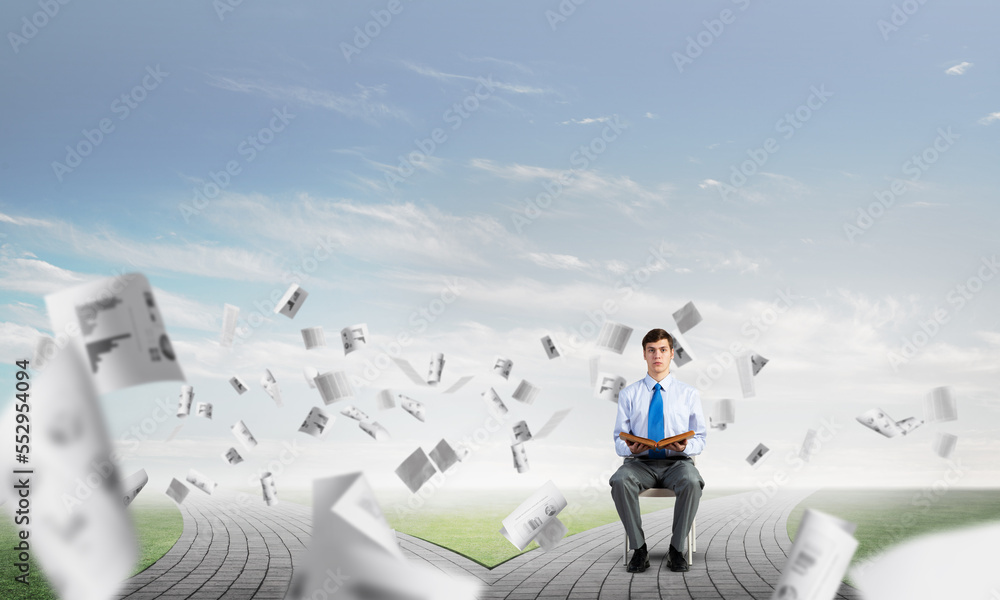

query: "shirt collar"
xmin=643 ymin=373 xmax=674 ymax=391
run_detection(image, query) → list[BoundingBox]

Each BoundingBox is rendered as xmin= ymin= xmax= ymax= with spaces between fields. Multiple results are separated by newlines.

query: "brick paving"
xmin=115 ymin=490 xmax=862 ymax=600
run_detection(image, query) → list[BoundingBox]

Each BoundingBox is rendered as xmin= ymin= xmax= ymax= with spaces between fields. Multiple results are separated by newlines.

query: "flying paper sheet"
xmin=483 ymin=387 xmax=509 ymax=418
xmin=924 ymin=386 xmax=958 ymax=422
xmin=341 ymin=404 xmax=370 ymax=422
xmin=771 ymin=509 xmax=858 ymax=600
xmin=391 ymin=357 xmax=426 ymax=386
xmin=596 ymin=320 xmax=632 ymax=354
xmin=712 ymin=398 xmax=736 ymax=429
xmin=274 ymin=283 xmax=308 ymax=319
xmin=751 ymin=353 xmax=769 ymax=376
xmin=856 ymin=408 xmax=903 ymax=438
xmin=44 ymin=272 xmax=185 ymax=394
xmin=492 ymin=356 xmax=513 ymax=379
xmin=315 ymin=370 xmax=353 ymax=404
xmin=427 ymin=352 xmax=445 ymax=385
xmin=428 ymin=439 xmax=461 ymax=473
xmin=932 ymin=432 xmax=957 ymax=459
xmin=443 ymin=374 xmax=474 ymax=394
xmin=186 ymin=469 xmax=217 ymax=495
xmin=589 ymin=355 xmax=600 ymax=387
xmin=511 ymin=442 xmax=529 ymax=474
xmin=220 ymin=303 xmax=239 ymax=347
xmin=512 ymin=420 xmax=532 ymax=443
xmin=799 ymin=428 xmax=819 ymax=463
xmin=401 ymin=397 xmax=426 ymax=422
xmin=533 ymin=409 xmax=572 ymax=440
xmin=500 ymin=480 xmax=568 ymax=551
xmin=122 ymin=469 xmax=148 ymax=507
xmin=195 ymin=402 xmax=213 ymax=419
xmin=895 ymin=416 xmax=923 ymax=435
xmin=285 ymin=473 xmax=479 ymax=600
xmin=672 ymin=301 xmax=703 ymax=334
xmin=231 ymin=419 xmax=258 ymax=451
xmin=177 ymin=384 xmax=194 ymax=417
xmin=541 ymin=334 xmax=561 ymax=359
xmin=850 ymin=521 xmax=1000 ymax=600
xmin=229 ymin=375 xmax=248 ymax=395
xmin=746 ymin=443 xmax=770 ymax=467
xmin=0 ymin=342 xmax=142 ymax=600
xmin=165 ymin=478 xmax=189 ymax=505
xmin=260 ymin=472 xmax=278 ymax=506
xmin=164 ymin=424 xmax=183 ymax=442
xmin=301 ymin=326 xmax=326 ymax=349
xmin=595 ymin=372 xmax=626 ymax=403
xmin=670 ymin=329 xmax=695 ymax=368
xmin=341 ymin=323 xmax=369 ymax=354
xmin=395 ymin=447 xmax=439 ymax=493
xmin=299 ymin=406 xmax=331 ymax=438
xmin=375 ymin=389 xmax=397 ymax=410
xmin=261 ymin=368 xmax=284 ymax=407
xmin=512 ymin=379 xmax=540 ymax=405
xmin=359 ymin=420 xmax=390 ymax=441
xmin=736 ymin=353 xmax=755 ymax=398
xmin=534 ymin=516 xmax=568 ymax=552
xmin=222 ymin=447 xmax=243 ymax=465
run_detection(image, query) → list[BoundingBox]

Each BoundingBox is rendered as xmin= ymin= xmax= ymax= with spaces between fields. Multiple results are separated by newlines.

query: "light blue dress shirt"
xmin=613 ymin=373 xmax=707 ymax=458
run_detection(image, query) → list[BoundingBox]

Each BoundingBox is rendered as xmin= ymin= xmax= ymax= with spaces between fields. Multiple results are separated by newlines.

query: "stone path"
xmin=116 ymin=490 xmax=862 ymax=600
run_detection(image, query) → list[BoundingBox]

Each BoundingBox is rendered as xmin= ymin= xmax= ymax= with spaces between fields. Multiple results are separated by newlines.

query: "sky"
xmin=1 ymin=0 xmax=999 ymax=502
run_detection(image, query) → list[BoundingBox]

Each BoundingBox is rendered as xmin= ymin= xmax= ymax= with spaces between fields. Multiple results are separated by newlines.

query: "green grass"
xmin=787 ymin=488 xmax=1000 ymax=585
xmin=280 ymin=487 xmax=746 ymax=567
xmin=0 ymin=494 xmax=183 ymax=600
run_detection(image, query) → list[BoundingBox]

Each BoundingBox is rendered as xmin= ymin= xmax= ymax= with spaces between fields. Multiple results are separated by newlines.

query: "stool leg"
xmin=623 ymin=531 xmax=628 ymax=566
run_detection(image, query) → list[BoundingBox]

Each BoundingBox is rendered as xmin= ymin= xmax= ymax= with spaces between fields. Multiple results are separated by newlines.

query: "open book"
xmin=619 ymin=430 xmax=695 ymax=449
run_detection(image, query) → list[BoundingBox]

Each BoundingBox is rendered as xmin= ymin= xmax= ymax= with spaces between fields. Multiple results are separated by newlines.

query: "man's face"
xmin=644 ymin=338 xmax=673 ymax=378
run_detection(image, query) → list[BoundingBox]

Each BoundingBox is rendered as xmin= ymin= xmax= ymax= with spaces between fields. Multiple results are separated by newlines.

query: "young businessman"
xmin=610 ymin=328 xmax=707 ymax=573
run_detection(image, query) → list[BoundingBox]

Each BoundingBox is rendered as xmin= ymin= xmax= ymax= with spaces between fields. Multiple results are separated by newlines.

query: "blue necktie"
xmin=648 ymin=383 xmax=666 ymax=459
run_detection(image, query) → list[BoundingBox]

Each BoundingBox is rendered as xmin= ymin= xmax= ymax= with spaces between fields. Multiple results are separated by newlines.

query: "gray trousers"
xmin=609 ymin=456 xmax=704 ymax=553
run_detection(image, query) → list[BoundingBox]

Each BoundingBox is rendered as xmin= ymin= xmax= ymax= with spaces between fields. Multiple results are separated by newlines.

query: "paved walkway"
xmin=116 ymin=489 xmax=861 ymax=600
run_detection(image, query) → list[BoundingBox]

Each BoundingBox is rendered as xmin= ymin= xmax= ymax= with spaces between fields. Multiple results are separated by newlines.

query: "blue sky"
xmin=1 ymin=0 xmax=999 ymax=495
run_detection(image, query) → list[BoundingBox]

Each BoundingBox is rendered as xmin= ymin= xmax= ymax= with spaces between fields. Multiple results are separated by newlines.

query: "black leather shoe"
xmin=667 ymin=545 xmax=689 ymax=572
xmin=627 ymin=544 xmax=649 ymax=573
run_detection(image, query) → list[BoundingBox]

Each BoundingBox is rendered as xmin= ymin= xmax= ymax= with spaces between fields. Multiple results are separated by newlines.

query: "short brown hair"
xmin=641 ymin=328 xmax=674 ymax=351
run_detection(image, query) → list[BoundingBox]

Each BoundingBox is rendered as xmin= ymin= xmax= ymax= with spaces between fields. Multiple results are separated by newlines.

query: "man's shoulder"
xmin=622 ymin=377 xmax=647 ymax=394
xmin=669 ymin=375 xmax=700 ymax=397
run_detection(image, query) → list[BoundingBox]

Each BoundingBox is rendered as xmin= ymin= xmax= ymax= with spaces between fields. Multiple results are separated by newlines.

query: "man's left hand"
xmin=665 ymin=438 xmax=687 ymax=453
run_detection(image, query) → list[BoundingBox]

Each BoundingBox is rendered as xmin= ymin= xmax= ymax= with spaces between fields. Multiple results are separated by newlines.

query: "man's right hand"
xmin=626 ymin=440 xmax=653 ymax=455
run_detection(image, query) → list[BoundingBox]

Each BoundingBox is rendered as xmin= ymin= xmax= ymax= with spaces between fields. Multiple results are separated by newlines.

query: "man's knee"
xmin=609 ymin=468 xmax=641 ymax=494
xmin=674 ymin=469 xmax=704 ymax=496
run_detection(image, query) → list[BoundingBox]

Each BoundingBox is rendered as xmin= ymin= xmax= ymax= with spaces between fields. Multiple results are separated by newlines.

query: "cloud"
xmin=524 ymin=252 xmax=588 ymax=270
xmin=559 ymin=116 xmax=612 ymax=125
xmin=0 ymin=321 xmax=42 ymax=364
xmin=644 ymin=112 xmax=659 ymax=119
xmin=978 ymin=112 xmax=1000 ymax=125
xmin=206 ymin=77 xmax=408 ymax=123
xmin=945 ymin=61 xmax=973 ymax=75
xmin=400 ymin=62 xmax=547 ymax=95
xmin=0 ymin=255 xmax=87 ymax=295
